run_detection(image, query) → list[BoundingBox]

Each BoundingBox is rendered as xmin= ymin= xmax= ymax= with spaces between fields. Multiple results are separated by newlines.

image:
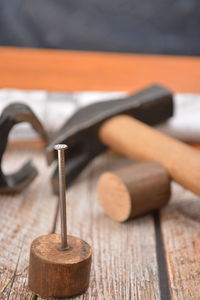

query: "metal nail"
xmin=54 ymin=144 xmax=68 ymax=250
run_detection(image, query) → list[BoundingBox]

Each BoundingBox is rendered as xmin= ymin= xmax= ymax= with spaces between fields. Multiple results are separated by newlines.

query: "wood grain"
xmin=0 ymin=150 xmax=159 ymax=300
xmin=161 ymin=183 xmax=200 ymax=299
xmin=1 ymin=149 xmax=200 ymax=299
xmin=29 ymin=234 xmax=92 ymax=298
xmin=1 ymin=47 xmax=200 ymax=93
xmin=0 ymin=150 xmax=57 ymax=300
xmin=52 ymin=153 xmax=160 ymax=299
xmin=98 ymin=162 xmax=171 ymax=221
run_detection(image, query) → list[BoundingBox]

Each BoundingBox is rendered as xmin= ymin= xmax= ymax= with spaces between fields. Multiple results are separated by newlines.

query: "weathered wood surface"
xmin=1 ymin=149 xmax=200 ymax=300
xmin=161 ymin=183 xmax=200 ymax=300
xmin=50 ymin=153 xmax=160 ymax=300
xmin=0 ymin=149 xmax=57 ymax=300
xmin=0 ymin=150 xmax=160 ymax=299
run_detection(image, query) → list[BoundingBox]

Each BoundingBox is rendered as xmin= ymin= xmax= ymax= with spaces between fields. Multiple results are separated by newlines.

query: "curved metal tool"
xmin=0 ymin=103 xmax=48 ymax=193
xmin=46 ymin=84 xmax=174 ymax=194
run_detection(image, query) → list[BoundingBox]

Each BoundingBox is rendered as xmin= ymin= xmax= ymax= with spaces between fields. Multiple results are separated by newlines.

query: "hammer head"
xmin=46 ymin=84 xmax=173 ymax=193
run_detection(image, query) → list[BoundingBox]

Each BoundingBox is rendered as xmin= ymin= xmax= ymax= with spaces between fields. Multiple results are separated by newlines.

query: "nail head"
xmin=54 ymin=144 xmax=68 ymax=151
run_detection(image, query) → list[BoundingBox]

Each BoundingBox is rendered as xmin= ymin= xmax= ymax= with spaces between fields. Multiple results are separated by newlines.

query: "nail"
xmin=54 ymin=144 xmax=68 ymax=250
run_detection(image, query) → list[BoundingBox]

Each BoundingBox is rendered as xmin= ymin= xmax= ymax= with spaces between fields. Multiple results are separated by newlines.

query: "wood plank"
xmin=6 ymin=148 xmax=200 ymax=299
xmin=37 ymin=153 xmax=161 ymax=299
xmin=0 ymin=150 xmax=160 ymax=299
xmin=161 ymin=183 xmax=200 ymax=299
xmin=0 ymin=149 xmax=57 ymax=299
xmin=0 ymin=47 xmax=200 ymax=93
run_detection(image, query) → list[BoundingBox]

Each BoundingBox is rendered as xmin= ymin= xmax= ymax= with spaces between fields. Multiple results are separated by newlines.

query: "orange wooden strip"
xmin=0 ymin=47 xmax=200 ymax=93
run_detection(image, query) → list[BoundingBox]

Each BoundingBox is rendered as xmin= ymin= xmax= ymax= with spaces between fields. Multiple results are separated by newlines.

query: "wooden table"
xmin=0 ymin=47 xmax=200 ymax=300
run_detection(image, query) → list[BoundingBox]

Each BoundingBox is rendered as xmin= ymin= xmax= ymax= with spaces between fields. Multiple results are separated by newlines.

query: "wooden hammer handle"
xmin=99 ymin=115 xmax=200 ymax=196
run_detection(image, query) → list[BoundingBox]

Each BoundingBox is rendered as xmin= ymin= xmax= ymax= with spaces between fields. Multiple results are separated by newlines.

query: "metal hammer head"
xmin=46 ymin=84 xmax=173 ymax=194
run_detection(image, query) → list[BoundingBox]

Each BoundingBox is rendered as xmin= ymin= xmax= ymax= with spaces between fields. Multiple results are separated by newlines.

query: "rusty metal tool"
xmin=46 ymin=84 xmax=173 ymax=193
xmin=0 ymin=103 xmax=48 ymax=193
xmin=28 ymin=144 xmax=92 ymax=298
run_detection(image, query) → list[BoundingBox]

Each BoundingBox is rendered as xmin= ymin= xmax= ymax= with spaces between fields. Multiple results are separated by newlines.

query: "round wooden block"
xmin=98 ymin=162 xmax=171 ymax=222
xmin=28 ymin=234 xmax=92 ymax=298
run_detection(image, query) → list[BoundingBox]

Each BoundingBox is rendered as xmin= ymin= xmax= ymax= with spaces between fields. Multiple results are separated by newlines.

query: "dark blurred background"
xmin=0 ymin=0 xmax=200 ymax=55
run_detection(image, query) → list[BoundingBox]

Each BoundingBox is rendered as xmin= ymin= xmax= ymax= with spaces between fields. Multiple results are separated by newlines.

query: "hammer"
xmin=46 ymin=84 xmax=173 ymax=193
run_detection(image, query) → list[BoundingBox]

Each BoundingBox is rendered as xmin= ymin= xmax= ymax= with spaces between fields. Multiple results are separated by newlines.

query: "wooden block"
xmin=28 ymin=234 xmax=92 ymax=298
xmin=98 ymin=162 xmax=171 ymax=222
